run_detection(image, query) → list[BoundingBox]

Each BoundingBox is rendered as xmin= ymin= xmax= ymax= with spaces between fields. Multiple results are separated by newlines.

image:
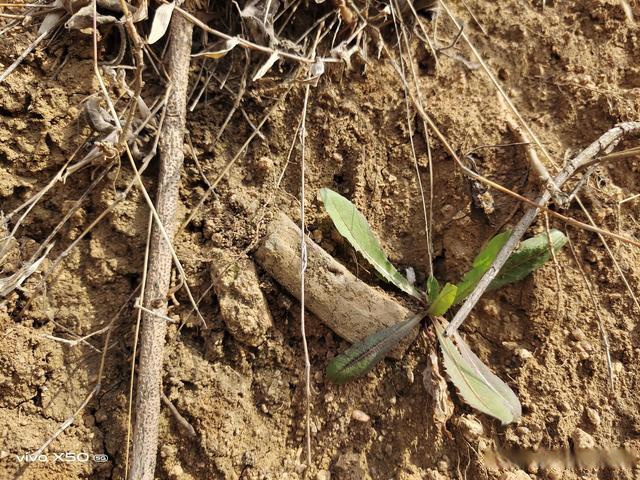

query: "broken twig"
xmin=445 ymin=122 xmax=640 ymax=336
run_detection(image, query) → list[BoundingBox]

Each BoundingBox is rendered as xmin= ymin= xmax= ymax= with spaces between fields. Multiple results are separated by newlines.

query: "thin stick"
xmin=505 ymin=116 xmax=556 ymax=195
xmin=128 ymin=12 xmax=193 ymax=480
xmin=402 ymin=0 xmax=438 ymax=65
xmin=461 ymin=0 xmax=487 ymax=35
xmin=575 ymin=145 xmax=640 ymax=172
xmin=299 ymin=83 xmax=312 ymax=467
xmin=0 ymin=24 xmax=55 ymax=84
xmin=445 ymin=122 xmax=640 ymax=336
xmin=161 ymin=393 xmax=196 ymax=437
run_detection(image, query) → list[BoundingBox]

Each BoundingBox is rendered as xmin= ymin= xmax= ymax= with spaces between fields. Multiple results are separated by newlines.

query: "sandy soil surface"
xmin=1 ymin=1 xmax=640 ymax=479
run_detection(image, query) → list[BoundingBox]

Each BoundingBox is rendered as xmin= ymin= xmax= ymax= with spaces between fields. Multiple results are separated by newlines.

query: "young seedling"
xmin=320 ymin=188 xmax=567 ymax=424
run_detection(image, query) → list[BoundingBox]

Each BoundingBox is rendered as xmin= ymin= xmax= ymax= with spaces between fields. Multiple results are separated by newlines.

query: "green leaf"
xmin=427 ymin=283 xmax=457 ymax=316
xmin=326 ymin=312 xmax=426 ymax=384
xmin=489 ymin=229 xmax=567 ymax=291
xmin=454 ymin=231 xmax=511 ymax=304
xmin=426 ymin=275 xmax=441 ymax=304
xmin=320 ymin=188 xmax=423 ymax=299
xmin=434 ymin=318 xmax=521 ymax=425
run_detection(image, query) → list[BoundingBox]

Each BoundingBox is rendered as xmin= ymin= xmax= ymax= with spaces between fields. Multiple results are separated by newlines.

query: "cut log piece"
xmin=255 ymin=212 xmax=417 ymax=358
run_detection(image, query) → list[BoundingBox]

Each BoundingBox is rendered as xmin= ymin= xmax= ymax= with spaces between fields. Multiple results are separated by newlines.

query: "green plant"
xmin=320 ymin=188 xmax=567 ymax=424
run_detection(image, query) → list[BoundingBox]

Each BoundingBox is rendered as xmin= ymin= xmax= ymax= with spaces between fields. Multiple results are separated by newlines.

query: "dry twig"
xmin=446 ymin=122 xmax=640 ymax=335
xmin=128 ymin=11 xmax=193 ymax=480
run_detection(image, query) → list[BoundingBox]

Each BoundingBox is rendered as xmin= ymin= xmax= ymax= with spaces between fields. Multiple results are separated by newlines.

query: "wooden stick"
xmin=128 ymin=13 xmax=193 ymax=480
xmin=445 ymin=122 xmax=640 ymax=336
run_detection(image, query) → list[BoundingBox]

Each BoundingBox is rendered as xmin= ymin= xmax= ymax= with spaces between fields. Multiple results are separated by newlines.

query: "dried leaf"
xmin=320 ymin=188 xmax=423 ymax=299
xmin=239 ymin=0 xmax=279 ymax=46
xmin=330 ymin=42 xmax=359 ymax=68
xmin=423 ymin=351 xmax=454 ymax=424
xmin=38 ymin=11 xmax=65 ymax=35
xmin=131 ymin=0 xmax=148 ymax=22
xmin=303 ymin=59 xmax=325 ymax=84
xmin=252 ymin=52 xmax=280 ymax=81
xmin=435 ymin=318 xmax=521 ymax=425
xmin=65 ymin=5 xmax=118 ymax=30
xmin=147 ymin=1 xmax=175 ymax=45
xmin=192 ymin=37 xmax=240 ymax=59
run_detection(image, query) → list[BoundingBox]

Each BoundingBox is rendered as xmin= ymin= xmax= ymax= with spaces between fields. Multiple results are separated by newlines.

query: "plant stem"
xmin=128 ymin=13 xmax=193 ymax=480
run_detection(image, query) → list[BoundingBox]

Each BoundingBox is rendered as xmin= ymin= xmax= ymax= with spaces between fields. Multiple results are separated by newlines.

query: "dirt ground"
xmin=1 ymin=1 xmax=640 ymax=479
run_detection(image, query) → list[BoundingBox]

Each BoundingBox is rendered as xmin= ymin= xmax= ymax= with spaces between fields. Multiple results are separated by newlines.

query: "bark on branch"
xmin=128 ymin=14 xmax=193 ymax=480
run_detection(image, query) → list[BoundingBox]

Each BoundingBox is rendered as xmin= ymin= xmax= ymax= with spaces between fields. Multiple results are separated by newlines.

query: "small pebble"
xmin=585 ymin=407 xmax=601 ymax=427
xmin=613 ymin=361 xmax=624 ymax=374
xmin=482 ymin=300 xmax=499 ymax=317
xmin=406 ymin=367 xmax=415 ymax=384
xmin=169 ymin=464 xmax=184 ymax=477
xmin=351 ymin=409 xmax=371 ymax=423
xmin=440 ymin=204 xmax=455 ymax=217
xmin=437 ymin=459 xmax=449 ymax=473
xmin=580 ymin=340 xmax=593 ymax=352
xmin=546 ymin=470 xmax=562 ymax=480
xmin=578 ymin=350 xmax=590 ymax=361
xmin=499 ymin=471 xmax=532 ymax=480
xmin=456 ymin=414 xmax=484 ymax=442
xmin=516 ymin=348 xmax=533 ymax=361
xmin=570 ymin=328 xmax=587 ymax=342
xmin=316 ymin=470 xmax=331 ymax=480
xmin=572 ymin=427 xmax=596 ymax=449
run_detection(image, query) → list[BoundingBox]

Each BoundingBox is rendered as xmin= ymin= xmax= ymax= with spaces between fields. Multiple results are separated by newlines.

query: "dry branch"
xmin=255 ymin=211 xmax=418 ymax=358
xmin=445 ymin=121 xmax=640 ymax=336
xmin=128 ymin=12 xmax=193 ymax=480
